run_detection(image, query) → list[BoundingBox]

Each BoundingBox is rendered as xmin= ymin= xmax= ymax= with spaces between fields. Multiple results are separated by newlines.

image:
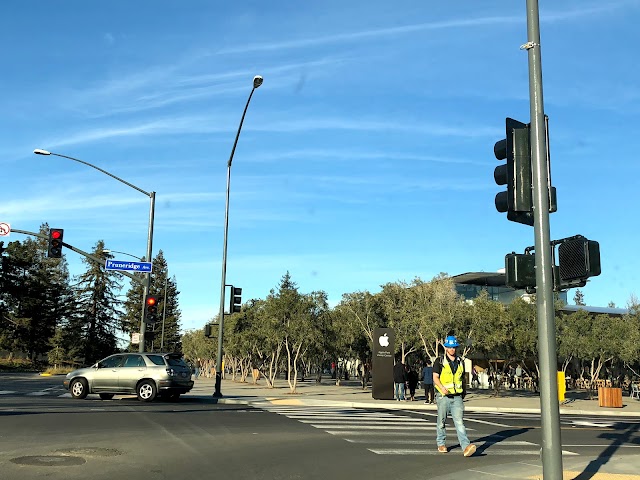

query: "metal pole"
xmin=525 ymin=1 xmax=563 ymax=477
xmin=214 ymin=84 xmax=259 ymax=398
xmin=161 ymin=276 xmax=168 ymax=351
xmin=140 ymin=191 xmax=156 ymax=353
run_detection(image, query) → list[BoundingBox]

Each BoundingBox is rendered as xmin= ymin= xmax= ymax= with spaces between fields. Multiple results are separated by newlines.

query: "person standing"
xmin=433 ymin=335 xmax=476 ymax=457
xmin=393 ymin=356 xmax=407 ymax=401
xmin=422 ymin=359 xmax=434 ymax=404
xmin=407 ymin=365 xmax=419 ymax=401
xmin=515 ymin=364 xmax=523 ymax=389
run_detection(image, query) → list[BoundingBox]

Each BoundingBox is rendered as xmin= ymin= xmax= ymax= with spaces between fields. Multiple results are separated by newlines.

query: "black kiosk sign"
xmin=372 ymin=327 xmax=395 ymax=400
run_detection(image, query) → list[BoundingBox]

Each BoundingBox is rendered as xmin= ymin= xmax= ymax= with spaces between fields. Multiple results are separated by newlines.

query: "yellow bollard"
xmin=557 ymin=371 xmax=566 ymax=402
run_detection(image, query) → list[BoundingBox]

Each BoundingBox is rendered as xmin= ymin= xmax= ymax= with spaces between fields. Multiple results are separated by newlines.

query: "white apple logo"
xmin=378 ymin=333 xmax=389 ymax=347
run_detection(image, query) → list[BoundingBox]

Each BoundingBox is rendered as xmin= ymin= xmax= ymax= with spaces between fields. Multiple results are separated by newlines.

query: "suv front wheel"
xmin=70 ymin=378 xmax=89 ymax=399
xmin=137 ymin=380 xmax=157 ymax=402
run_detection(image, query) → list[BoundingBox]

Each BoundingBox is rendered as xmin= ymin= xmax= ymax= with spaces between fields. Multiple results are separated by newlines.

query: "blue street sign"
xmin=105 ymin=259 xmax=153 ymax=273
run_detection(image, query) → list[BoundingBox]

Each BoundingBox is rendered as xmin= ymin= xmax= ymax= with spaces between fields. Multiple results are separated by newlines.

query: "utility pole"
xmin=524 ymin=0 xmax=564 ymax=477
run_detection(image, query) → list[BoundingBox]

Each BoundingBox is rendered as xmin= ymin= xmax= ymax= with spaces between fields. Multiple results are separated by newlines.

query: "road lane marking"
xmin=369 ymin=448 xmax=578 ymax=456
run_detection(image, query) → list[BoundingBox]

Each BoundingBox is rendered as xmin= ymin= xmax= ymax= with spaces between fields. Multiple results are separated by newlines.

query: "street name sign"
xmin=105 ymin=259 xmax=152 ymax=273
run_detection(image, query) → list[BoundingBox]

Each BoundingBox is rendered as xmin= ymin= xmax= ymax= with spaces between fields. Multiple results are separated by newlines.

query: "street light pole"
xmin=213 ymin=75 xmax=263 ymax=398
xmin=33 ymin=149 xmax=156 ymax=353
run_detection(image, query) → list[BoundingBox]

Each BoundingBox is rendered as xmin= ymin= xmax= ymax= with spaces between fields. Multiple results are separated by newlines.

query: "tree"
xmin=378 ymin=280 xmax=419 ymax=363
xmin=262 ymin=272 xmax=327 ymax=393
xmin=414 ymin=275 xmax=465 ymax=360
xmin=149 ymin=251 xmax=182 ymax=353
xmin=573 ymin=289 xmax=585 ymax=306
xmin=68 ymin=240 xmax=123 ymax=364
xmin=0 ymin=225 xmax=71 ymax=360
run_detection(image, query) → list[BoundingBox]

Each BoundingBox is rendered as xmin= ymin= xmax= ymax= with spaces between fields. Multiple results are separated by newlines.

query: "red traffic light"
xmin=146 ymin=297 xmax=157 ymax=306
xmin=51 ymin=230 xmax=62 ymax=239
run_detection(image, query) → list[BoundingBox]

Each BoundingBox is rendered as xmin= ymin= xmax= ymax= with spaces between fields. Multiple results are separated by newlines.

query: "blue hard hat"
xmin=443 ymin=335 xmax=459 ymax=348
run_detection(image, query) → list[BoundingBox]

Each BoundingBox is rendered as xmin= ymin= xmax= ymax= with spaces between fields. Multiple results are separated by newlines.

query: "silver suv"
xmin=63 ymin=352 xmax=194 ymax=402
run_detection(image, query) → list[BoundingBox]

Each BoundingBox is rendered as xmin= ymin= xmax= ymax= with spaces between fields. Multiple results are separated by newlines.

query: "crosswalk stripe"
xmin=309 ymin=424 xmax=439 ymax=430
xmin=344 ymin=439 xmax=536 ymax=445
xmin=297 ymin=418 xmax=430 ymax=424
xmin=368 ymin=448 xmax=578 ymax=456
xmin=327 ymin=430 xmax=436 ymax=436
xmin=259 ymin=406 xmax=570 ymax=457
xmin=26 ymin=392 xmax=49 ymax=396
xmin=0 ymin=391 xmax=17 ymax=395
xmin=369 ymin=448 xmax=539 ymax=455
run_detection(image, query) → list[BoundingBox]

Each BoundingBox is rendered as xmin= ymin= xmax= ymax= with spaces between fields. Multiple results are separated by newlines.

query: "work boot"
xmin=438 ymin=445 xmax=447 ymax=453
xmin=463 ymin=444 xmax=477 ymax=457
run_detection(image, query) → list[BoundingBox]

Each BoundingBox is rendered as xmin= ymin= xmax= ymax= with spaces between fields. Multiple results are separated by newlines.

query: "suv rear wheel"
xmin=137 ymin=380 xmax=157 ymax=402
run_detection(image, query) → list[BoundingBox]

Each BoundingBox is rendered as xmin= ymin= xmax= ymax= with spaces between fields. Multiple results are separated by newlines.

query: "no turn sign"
xmin=0 ymin=223 xmax=10 ymax=237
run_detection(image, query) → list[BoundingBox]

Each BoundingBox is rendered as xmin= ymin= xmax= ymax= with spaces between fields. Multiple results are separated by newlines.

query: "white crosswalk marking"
xmin=258 ymin=405 xmax=576 ymax=457
xmin=0 ymin=391 xmax=17 ymax=395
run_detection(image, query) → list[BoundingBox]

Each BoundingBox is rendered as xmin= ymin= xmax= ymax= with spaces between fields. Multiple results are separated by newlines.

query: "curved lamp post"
xmin=33 ymin=149 xmax=156 ymax=353
xmin=214 ymin=75 xmax=263 ymax=397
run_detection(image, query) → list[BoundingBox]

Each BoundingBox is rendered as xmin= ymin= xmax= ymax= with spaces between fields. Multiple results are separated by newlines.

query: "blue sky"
xmin=2 ymin=1 xmax=639 ymax=332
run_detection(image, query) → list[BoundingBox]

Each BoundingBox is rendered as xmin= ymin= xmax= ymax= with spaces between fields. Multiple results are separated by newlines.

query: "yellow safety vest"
xmin=436 ymin=357 xmax=464 ymax=395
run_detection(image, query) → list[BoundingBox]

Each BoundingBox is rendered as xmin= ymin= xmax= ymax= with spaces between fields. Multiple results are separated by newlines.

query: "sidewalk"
xmin=187 ymin=376 xmax=640 ymax=417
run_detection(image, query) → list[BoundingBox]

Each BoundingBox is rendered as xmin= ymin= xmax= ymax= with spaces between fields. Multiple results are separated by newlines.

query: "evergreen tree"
xmin=149 ymin=251 xmax=182 ymax=352
xmin=119 ymin=250 xmax=181 ymax=352
xmin=69 ymin=240 xmax=123 ymax=364
xmin=0 ymin=224 xmax=71 ymax=360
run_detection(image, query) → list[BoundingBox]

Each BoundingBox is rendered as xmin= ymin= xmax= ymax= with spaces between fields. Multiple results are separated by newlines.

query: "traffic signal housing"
xmin=144 ymin=295 xmax=159 ymax=324
xmin=494 ymin=118 xmax=534 ymax=226
xmin=558 ymin=236 xmax=601 ymax=283
xmin=229 ymin=286 xmax=242 ymax=313
xmin=204 ymin=323 xmax=218 ymax=338
xmin=505 ymin=253 xmax=536 ymax=289
xmin=48 ymin=229 xmax=64 ymax=258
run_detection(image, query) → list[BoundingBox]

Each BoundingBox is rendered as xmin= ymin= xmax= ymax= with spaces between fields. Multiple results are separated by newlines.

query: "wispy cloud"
xmin=60 ymin=57 xmax=345 ymax=118
xmin=218 ymin=2 xmax=631 ymax=55
xmin=36 ymin=112 xmax=500 ymax=151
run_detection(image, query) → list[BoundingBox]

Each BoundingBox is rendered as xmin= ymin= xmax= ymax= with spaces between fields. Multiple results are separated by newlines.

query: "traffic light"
xmin=47 ymin=228 xmax=64 ymax=258
xmin=229 ymin=286 xmax=242 ymax=313
xmin=204 ymin=324 xmax=218 ymax=338
xmin=144 ymin=331 xmax=156 ymax=343
xmin=505 ymin=252 xmax=536 ymax=289
xmin=494 ymin=118 xmax=534 ymax=226
xmin=144 ymin=295 xmax=158 ymax=324
xmin=557 ymin=236 xmax=601 ymax=283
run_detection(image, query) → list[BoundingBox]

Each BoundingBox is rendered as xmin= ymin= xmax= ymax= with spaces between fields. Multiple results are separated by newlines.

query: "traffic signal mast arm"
xmin=11 ymin=228 xmax=145 ymax=285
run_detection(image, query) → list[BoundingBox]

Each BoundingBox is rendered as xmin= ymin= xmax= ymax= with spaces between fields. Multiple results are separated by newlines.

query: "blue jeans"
xmin=436 ymin=392 xmax=471 ymax=449
xmin=394 ymin=382 xmax=406 ymax=400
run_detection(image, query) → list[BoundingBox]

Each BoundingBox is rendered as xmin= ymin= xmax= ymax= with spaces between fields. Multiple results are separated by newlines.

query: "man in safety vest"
xmin=432 ymin=335 xmax=476 ymax=457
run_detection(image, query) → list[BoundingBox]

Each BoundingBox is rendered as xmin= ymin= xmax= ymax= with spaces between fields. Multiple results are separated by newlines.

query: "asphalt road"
xmin=1 ymin=373 xmax=640 ymax=480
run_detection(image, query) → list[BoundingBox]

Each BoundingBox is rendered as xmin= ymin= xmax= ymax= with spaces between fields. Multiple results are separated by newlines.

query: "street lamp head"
xmin=253 ymin=75 xmax=263 ymax=89
xmin=33 ymin=149 xmax=51 ymax=156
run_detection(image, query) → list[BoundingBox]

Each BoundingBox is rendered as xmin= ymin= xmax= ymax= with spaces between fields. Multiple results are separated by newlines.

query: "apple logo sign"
xmin=378 ymin=333 xmax=389 ymax=347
